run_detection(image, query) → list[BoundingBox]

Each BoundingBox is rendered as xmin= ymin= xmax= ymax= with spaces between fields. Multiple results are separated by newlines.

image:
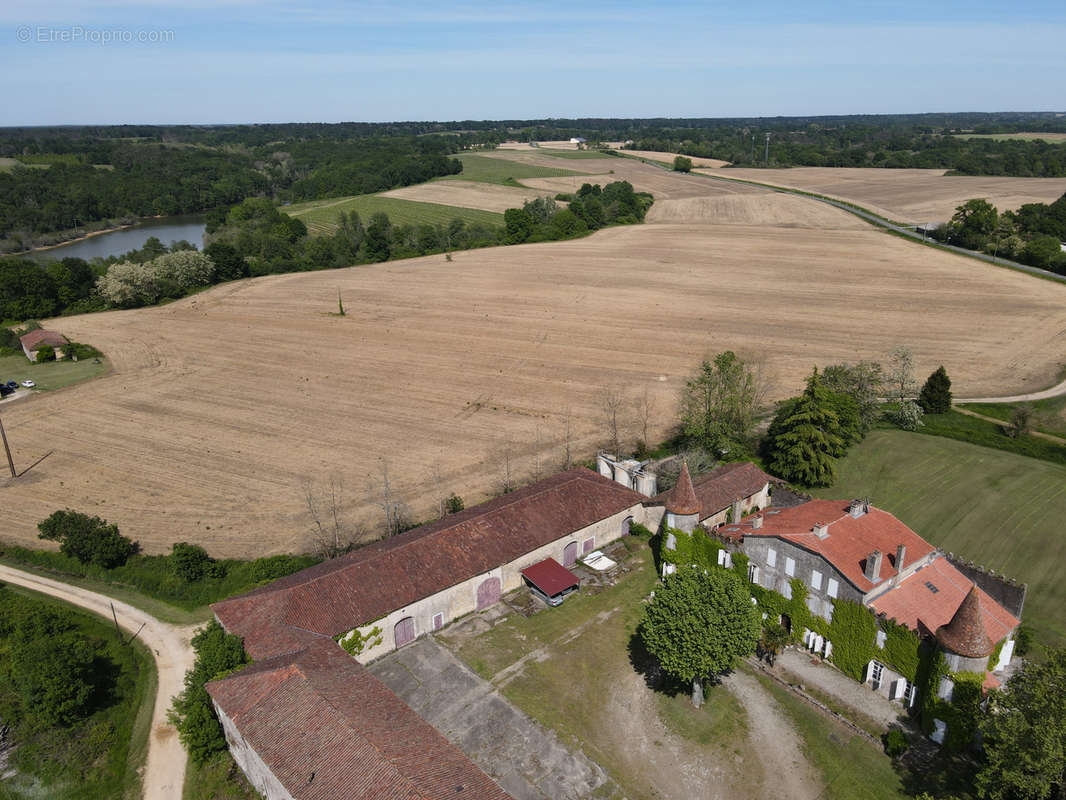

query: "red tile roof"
xmin=521 ymin=558 xmax=579 ymax=597
xmin=206 ymin=640 xmax=513 ymax=800
xmin=19 ymin=329 xmax=67 ymax=350
xmin=650 ymin=461 xmax=775 ymax=518
xmin=214 ymin=468 xmax=644 ymax=660
xmin=732 ymin=499 xmax=934 ymax=593
xmin=663 ymin=462 xmax=701 ymax=515
xmin=872 ymin=558 xmax=1018 ymax=648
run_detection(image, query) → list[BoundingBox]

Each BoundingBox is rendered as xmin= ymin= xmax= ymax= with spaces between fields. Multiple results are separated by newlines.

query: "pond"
xmin=26 ymin=215 xmax=206 ymax=262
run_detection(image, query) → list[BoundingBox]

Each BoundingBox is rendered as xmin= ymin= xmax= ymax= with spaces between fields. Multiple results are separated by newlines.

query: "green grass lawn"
xmin=748 ymin=667 xmax=909 ymax=800
xmin=183 ymin=752 xmax=260 ymax=800
xmin=0 ymin=585 xmax=156 ymax=800
xmin=959 ymin=396 xmax=1066 ymax=440
xmin=282 ymin=193 xmax=504 ymax=235
xmin=0 ymin=353 xmax=108 ymax=392
xmin=814 ymin=429 xmax=1066 ymax=646
xmin=441 ymin=152 xmax=587 ymax=185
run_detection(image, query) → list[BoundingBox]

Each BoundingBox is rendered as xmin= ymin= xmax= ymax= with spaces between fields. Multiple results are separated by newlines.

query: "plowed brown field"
xmin=4 ymin=155 xmax=1065 ymax=558
xmin=705 ymin=167 xmax=1066 ymax=223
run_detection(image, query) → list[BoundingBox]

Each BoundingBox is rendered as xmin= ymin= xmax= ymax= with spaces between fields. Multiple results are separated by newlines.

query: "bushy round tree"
xmin=640 ymin=565 xmax=760 ymax=707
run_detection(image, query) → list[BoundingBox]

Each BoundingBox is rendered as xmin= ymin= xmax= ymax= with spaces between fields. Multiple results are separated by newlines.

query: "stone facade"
xmin=214 ymin=702 xmax=296 ymax=800
xmin=740 ymin=535 xmax=860 ymax=621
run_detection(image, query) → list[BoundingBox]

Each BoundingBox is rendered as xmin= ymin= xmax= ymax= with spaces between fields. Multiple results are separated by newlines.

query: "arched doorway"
xmin=476 ymin=577 xmax=501 ymax=610
xmin=394 ymin=616 xmax=416 ymax=648
xmin=621 ymin=516 xmax=633 ymax=536
xmin=780 ymin=614 xmax=792 ymax=634
xmin=563 ymin=541 xmax=578 ymax=567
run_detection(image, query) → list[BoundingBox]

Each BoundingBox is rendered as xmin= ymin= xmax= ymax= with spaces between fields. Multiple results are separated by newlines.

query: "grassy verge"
xmin=814 ymin=428 xmax=1066 ymax=646
xmin=441 ymin=153 xmax=587 ymax=185
xmin=747 ymin=665 xmax=909 ymax=800
xmin=959 ymin=395 xmax=1066 ymax=440
xmin=912 ymin=408 xmax=1066 ymax=466
xmin=0 ymin=585 xmax=156 ymax=800
xmin=182 ymin=752 xmax=260 ymax=800
xmin=0 ymin=353 xmax=108 ymax=392
xmin=0 ymin=546 xmax=318 ymax=624
xmin=281 ymin=193 xmax=504 ymax=235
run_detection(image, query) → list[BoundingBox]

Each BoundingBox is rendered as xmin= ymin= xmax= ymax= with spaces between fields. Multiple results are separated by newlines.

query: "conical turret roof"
xmin=936 ymin=585 xmax=995 ymax=659
xmin=665 ymin=462 xmax=701 ymax=516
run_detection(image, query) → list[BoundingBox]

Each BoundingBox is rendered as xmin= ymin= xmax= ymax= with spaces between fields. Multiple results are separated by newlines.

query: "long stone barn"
xmin=207 ymin=467 xmax=652 ymax=800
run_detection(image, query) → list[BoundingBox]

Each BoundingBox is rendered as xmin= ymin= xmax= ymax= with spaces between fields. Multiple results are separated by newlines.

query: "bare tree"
xmin=500 ymin=437 xmax=516 ymax=494
xmin=369 ymin=458 xmax=406 ymax=537
xmin=304 ymin=476 xmax=361 ymax=558
xmin=600 ymin=384 xmax=626 ymax=456
xmin=531 ymin=424 xmax=543 ymax=482
xmin=886 ymin=346 xmax=917 ymax=404
xmin=560 ymin=405 xmax=574 ymax=471
xmin=635 ymin=385 xmax=656 ymax=454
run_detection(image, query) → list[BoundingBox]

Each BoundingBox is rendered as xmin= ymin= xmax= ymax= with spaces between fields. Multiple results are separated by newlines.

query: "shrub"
xmin=673 ymin=156 xmax=693 ymax=173
xmin=445 ymin=493 xmax=465 ymax=514
xmin=169 ymin=621 xmax=248 ymax=765
xmin=882 ymin=728 xmax=909 ymax=758
xmin=918 ymin=366 xmax=952 ymax=414
xmin=171 ymin=542 xmax=213 ymax=582
xmin=33 ymin=344 xmax=56 ymax=362
xmin=37 ymin=509 xmax=139 ymax=568
xmin=890 ymin=399 xmax=925 ymax=431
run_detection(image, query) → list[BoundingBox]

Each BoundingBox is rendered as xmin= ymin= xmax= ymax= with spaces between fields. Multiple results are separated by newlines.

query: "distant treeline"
xmin=1 ymin=181 xmax=651 ymax=320
xmin=0 ymin=135 xmax=462 ymax=249
xmin=2 ymin=111 xmax=1064 ymax=248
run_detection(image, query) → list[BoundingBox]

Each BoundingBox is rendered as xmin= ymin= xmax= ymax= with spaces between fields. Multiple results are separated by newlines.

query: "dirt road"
xmin=0 ymin=565 xmax=197 ymax=800
xmin=954 ymin=376 xmax=1066 ymax=404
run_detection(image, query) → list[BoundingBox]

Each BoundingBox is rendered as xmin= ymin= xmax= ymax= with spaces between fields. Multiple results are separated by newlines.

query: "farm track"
xmin=4 ymin=153 xmax=1066 ymax=558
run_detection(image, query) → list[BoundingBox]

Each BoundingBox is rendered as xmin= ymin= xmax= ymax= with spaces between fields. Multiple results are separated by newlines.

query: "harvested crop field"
xmin=704 ymin=167 xmax=1066 ymax=223
xmin=4 ymin=162 xmax=1066 ymax=558
xmin=621 ymin=149 xmax=730 ymax=168
xmin=381 ymin=180 xmax=556 ymax=214
xmin=282 ymin=193 xmax=503 ymax=234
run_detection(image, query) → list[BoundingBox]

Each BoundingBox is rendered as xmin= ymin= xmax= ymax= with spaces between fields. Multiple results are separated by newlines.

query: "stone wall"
xmin=742 ymin=536 xmax=862 ymax=617
xmin=945 ymin=553 xmax=1026 ymax=620
xmin=214 ymin=702 xmax=296 ymax=800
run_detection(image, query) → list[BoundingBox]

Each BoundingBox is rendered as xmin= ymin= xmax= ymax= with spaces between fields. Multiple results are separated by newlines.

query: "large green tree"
xmin=947 ymin=198 xmax=999 ymax=250
xmin=976 ymin=648 xmax=1066 ymax=800
xmin=37 ymin=509 xmax=139 ymax=568
xmin=639 ymin=565 xmax=760 ymax=707
xmin=678 ymin=351 xmax=761 ymax=456
xmin=918 ymin=365 xmax=952 ymax=414
xmin=766 ymin=368 xmax=844 ymax=487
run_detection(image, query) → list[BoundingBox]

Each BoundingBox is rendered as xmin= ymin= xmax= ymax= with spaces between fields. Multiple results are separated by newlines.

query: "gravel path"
xmin=723 ymin=669 xmax=823 ymax=800
xmin=0 ymin=565 xmax=197 ymax=800
xmin=954 ymin=376 xmax=1066 ymax=404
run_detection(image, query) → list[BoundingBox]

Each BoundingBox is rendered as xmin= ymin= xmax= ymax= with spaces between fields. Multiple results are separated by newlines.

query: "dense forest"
xmin=2 ymin=112 xmax=1065 ymax=249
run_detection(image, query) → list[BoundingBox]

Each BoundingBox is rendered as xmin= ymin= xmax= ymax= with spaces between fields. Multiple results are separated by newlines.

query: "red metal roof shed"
xmin=521 ymin=558 xmax=579 ymax=597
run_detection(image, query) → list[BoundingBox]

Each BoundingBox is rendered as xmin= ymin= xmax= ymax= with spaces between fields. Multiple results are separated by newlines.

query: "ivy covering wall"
xmin=878 ymin=617 xmax=922 ymax=682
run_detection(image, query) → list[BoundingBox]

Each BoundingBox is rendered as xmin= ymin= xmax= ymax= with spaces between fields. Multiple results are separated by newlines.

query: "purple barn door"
xmin=563 ymin=541 xmax=578 ymax=567
xmin=394 ymin=616 xmax=415 ymax=648
xmin=477 ymin=577 xmax=501 ymax=610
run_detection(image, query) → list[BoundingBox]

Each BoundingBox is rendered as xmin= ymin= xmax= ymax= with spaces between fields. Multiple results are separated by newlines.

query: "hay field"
xmin=706 ymin=167 xmax=1066 ymax=223
xmin=954 ymin=132 xmax=1066 ymax=142
xmin=621 ymin=149 xmax=730 ymax=168
xmin=5 ymin=167 xmax=1066 ymax=559
xmin=380 ymin=181 xmax=556 ymax=214
xmin=282 ymin=194 xmax=503 ymax=235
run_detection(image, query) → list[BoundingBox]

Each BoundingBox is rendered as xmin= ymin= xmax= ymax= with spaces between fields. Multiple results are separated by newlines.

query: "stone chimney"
xmin=752 ymin=515 xmax=763 ymax=530
xmin=895 ymin=544 xmax=906 ymax=573
xmin=813 ymin=522 xmax=829 ymax=539
xmin=864 ymin=550 xmax=884 ymax=583
xmin=849 ymin=498 xmax=869 ymax=519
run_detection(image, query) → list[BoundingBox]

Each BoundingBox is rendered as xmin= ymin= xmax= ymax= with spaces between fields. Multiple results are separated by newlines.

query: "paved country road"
xmin=0 ymin=565 xmax=198 ymax=800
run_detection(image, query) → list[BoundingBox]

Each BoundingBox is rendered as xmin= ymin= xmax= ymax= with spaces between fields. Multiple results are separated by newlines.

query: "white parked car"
xmin=20 ymin=380 xmax=35 ymax=388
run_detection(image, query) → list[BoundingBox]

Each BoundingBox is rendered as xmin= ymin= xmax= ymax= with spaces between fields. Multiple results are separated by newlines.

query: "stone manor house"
xmin=207 ymin=460 xmax=1022 ymax=798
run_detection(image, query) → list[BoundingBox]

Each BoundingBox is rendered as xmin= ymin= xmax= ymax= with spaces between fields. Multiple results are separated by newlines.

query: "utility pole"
xmin=764 ymin=133 xmax=771 ymax=165
xmin=751 ymin=134 xmax=755 ymax=163
xmin=0 ymin=414 xmax=15 ymax=479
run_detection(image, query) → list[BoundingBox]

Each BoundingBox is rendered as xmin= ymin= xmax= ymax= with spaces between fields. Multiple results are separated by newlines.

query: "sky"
xmin=2 ymin=0 xmax=1065 ymax=126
